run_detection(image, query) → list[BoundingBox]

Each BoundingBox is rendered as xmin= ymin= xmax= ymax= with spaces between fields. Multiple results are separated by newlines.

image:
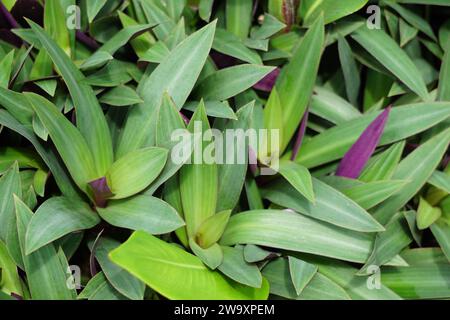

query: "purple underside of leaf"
xmin=0 ymin=1 xmax=19 ymax=28
xmin=76 ymin=30 xmax=100 ymax=50
xmin=88 ymin=177 xmax=114 ymax=208
xmin=336 ymin=106 xmax=392 ymax=179
xmin=291 ymin=109 xmax=309 ymax=161
xmin=253 ymin=67 xmax=280 ymax=92
xmin=210 ymin=51 xmax=239 ymax=69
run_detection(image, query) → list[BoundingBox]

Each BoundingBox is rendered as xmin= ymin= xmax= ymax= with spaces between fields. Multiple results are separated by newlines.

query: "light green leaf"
xmin=226 ymin=0 xmax=253 ymax=39
xmin=194 ymin=64 xmax=275 ymax=101
xmin=218 ymin=246 xmax=262 ymax=288
xmin=301 ymin=0 xmax=369 ymax=25
xmin=99 ymin=85 xmax=144 ymax=107
xmin=196 ymin=210 xmax=231 ymax=249
xmin=0 ymin=50 xmax=14 ymax=88
xmin=116 ymin=21 xmax=216 ymax=158
xmin=288 ymin=257 xmax=318 ymax=296
xmin=213 ymin=28 xmax=262 ymax=65
xmin=25 ymin=197 xmax=100 ymax=254
xmin=262 ymin=178 xmax=385 ymax=232
xmin=97 ymin=195 xmax=184 ymax=235
xmin=373 ymin=128 xmax=450 ymax=224
xmin=351 ymin=27 xmax=429 ymax=101
xmin=417 ymin=197 xmax=442 ymax=230
xmin=78 ymin=271 xmax=128 ymax=300
xmin=107 ymin=147 xmax=168 ymax=199
xmin=221 ymin=210 xmax=374 ymax=263
xmin=278 ymin=161 xmax=315 ymax=203
xmin=109 ymin=231 xmax=270 ymax=300
xmin=430 ymin=219 xmax=450 ymax=262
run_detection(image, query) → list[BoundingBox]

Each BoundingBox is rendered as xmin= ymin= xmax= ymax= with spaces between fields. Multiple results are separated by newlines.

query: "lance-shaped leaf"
xmin=417 ymin=197 xmax=442 ymax=230
xmin=262 ymin=257 xmax=350 ymax=300
xmin=278 ymin=161 xmax=314 ymax=203
xmin=430 ymin=219 xmax=450 ymax=263
xmin=294 ymin=102 xmax=450 ymax=168
xmin=15 ymin=196 xmax=75 ymax=300
xmin=336 ymin=107 xmax=391 ymax=179
xmin=194 ymin=64 xmax=275 ymax=101
xmin=78 ymin=271 xmax=128 ymax=300
xmin=99 ymin=85 xmax=144 ymax=107
xmin=0 ymin=87 xmax=33 ymax=125
xmin=253 ymin=67 xmax=280 ymax=92
xmin=262 ymin=178 xmax=384 ymax=232
xmin=0 ymin=240 xmax=23 ymax=296
xmin=180 ymin=102 xmax=218 ymax=239
xmin=189 ymin=239 xmax=223 ymax=270
xmin=244 ymin=244 xmax=280 ymax=263
xmin=0 ymin=162 xmax=21 ymax=242
xmin=109 ymin=231 xmax=270 ymax=300
xmin=25 ymin=93 xmax=97 ymax=194
xmin=28 ymin=20 xmax=113 ymax=176
xmin=218 ymin=246 xmax=263 ymax=288
xmin=146 ymin=94 xmax=192 ymax=195
xmin=86 ymin=0 xmax=107 ymax=23
xmin=221 ymin=210 xmax=373 ymax=263
xmin=359 ymin=141 xmax=405 ymax=182
xmin=0 ymin=50 xmax=14 ymax=88
xmin=213 ymin=28 xmax=262 ymax=65
xmin=0 ymin=110 xmax=80 ymax=199
xmin=382 ymin=265 xmax=450 ymax=299
xmin=291 ymin=109 xmax=309 ymax=160
xmin=97 ymin=195 xmax=185 ymax=235
xmin=116 ymin=21 xmax=216 ymax=158
xmin=106 ymin=147 xmax=168 ymax=200
xmin=300 ymin=0 xmax=369 ymax=25
xmin=288 ymin=257 xmax=318 ymax=296
xmin=82 ymin=24 xmax=156 ymax=70
xmin=196 ymin=210 xmax=231 ymax=249
xmin=276 ymin=15 xmax=324 ymax=152
xmin=226 ymin=0 xmax=253 ymax=39
xmin=351 ymin=27 xmax=429 ymax=101
xmin=90 ymin=237 xmax=145 ymax=300
xmin=373 ymin=128 xmax=450 ymax=225
xmin=25 ymin=197 xmax=100 ymax=254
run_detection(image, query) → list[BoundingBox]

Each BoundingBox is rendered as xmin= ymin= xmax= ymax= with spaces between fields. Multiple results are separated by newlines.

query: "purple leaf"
xmin=76 ymin=30 xmax=100 ymax=50
xmin=210 ymin=50 xmax=238 ymax=69
xmin=253 ymin=68 xmax=280 ymax=92
xmin=0 ymin=1 xmax=19 ymax=28
xmin=291 ymin=109 xmax=309 ymax=161
xmin=88 ymin=177 xmax=114 ymax=208
xmin=336 ymin=106 xmax=392 ymax=179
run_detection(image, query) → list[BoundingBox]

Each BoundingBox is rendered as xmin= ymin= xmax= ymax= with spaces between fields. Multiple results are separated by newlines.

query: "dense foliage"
xmin=0 ymin=0 xmax=449 ymax=300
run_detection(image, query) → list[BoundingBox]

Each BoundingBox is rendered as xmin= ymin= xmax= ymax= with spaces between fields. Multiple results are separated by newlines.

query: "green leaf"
xmin=301 ymin=0 xmax=369 ymax=25
xmin=213 ymin=28 xmax=262 ymax=65
xmin=277 ymin=15 xmax=324 ymax=152
xmin=44 ymin=0 xmax=71 ymax=56
xmin=359 ymin=214 xmax=412 ymax=275
xmin=430 ymin=219 xmax=450 ymax=262
xmin=15 ymin=196 xmax=75 ymax=300
xmin=359 ymin=141 xmax=405 ymax=182
xmin=0 ymin=162 xmax=21 ymax=242
xmin=373 ymin=128 xmax=450 ymax=224
xmin=262 ymin=88 xmax=283 ymax=159
xmin=91 ymin=237 xmax=145 ymax=300
xmin=338 ymin=37 xmax=360 ymax=106
xmin=340 ymin=180 xmax=408 ymax=210
xmin=0 ymin=87 xmax=33 ymax=125
xmin=184 ymin=101 xmax=237 ymax=120
xmin=82 ymin=24 xmax=155 ymax=70
xmin=25 ymin=197 xmax=100 ymax=254
xmin=262 ymin=258 xmax=350 ymax=300
xmin=0 ymin=50 xmax=14 ymax=88
xmin=218 ymin=246 xmax=262 ymax=288
xmin=118 ymin=11 xmax=155 ymax=58
xmin=221 ymin=210 xmax=374 ymax=263
xmin=28 ymin=20 xmax=113 ymax=176
xmin=295 ymin=103 xmax=450 ymax=168
xmin=180 ymin=102 xmax=218 ymax=239
xmin=0 ymin=240 xmax=23 ymax=296
xmin=99 ymin=85 xmax=144 ymax=107
xmin=251 ymin=14 xmax=286 ymax=40
xmin=97 ymin=195 xmax=184 ymax=235
xmin=417 ymin=197 xmax=442 ymax=230
xmin=351 ymin=27 xmax=429 ymax=101
xmin=190 ymin=239 xmax=223 ymax=269
xmin=26 ymin=93 xmax=97 ymax=194
xmin=288 ymin=257 xmax=318 ymax=296
xmin=226 ymin=0 xmax=253 ymax=39
xmin=381 ymin=265 xmax=450 ymax=299
xmin=78 ymin=271 xmax=128 ymax=300
xmin=84 ymin=60 xmax=133 ymax=87
xmin=116 ymin=21 xmax=216 ymax=158
xmin=244 ymin=244 xmax=280 ymax=263
xmin=199 ymin=0 xmax=214 ymax=22
xmin=278 ymin=161 xmax=315 ymax=203
xmin=428 ymin=171 xmax=450 ymax=194
xmin=194 ymin=64 xmax=275 ymax=101
xmin=196 ymin=210 xmax=231 ymax=249
xmin=107 ymin=147 xmax=168 ymax=200
xmin=86 ymin=0 xmax=107 ymax=23
xmin=262 ymin=178 xmax=384 ymax=232
xmin=109 ymin=231 xmax=270 ymax=299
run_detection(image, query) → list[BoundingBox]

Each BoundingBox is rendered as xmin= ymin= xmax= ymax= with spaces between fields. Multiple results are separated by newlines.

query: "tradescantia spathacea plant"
xmin=0 ymin=0 xmax=449 ymax=300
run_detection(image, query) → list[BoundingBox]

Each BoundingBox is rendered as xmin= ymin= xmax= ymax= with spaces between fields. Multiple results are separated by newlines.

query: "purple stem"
xmin=76 ymin=30 xmax=100 ymax=50
xmin=0 ymin=1 xmax=19 ymax=28
xmin=291 ymin=109 xmax=309 ymax=161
